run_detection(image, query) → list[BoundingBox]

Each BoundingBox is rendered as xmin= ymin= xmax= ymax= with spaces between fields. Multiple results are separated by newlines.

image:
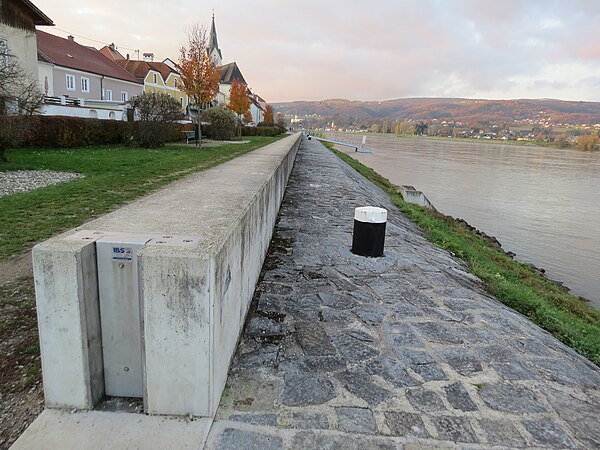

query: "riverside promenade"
xmin=205 ymin=137 xmax=600 ymax=449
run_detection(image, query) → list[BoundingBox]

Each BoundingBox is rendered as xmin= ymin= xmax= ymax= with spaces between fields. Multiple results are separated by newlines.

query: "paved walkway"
xmin=205 ymin=137 xmax=600 ymax=449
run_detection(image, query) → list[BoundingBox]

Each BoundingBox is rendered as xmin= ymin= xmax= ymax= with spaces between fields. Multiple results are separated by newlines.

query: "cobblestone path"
xmin=205 ymin=137 xmax=600 ymax=449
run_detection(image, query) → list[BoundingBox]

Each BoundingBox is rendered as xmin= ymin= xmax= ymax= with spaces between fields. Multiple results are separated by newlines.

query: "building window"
xmin=106 ymin=90 xmax=112 ymax=101
xmin=66 ymin=74 xmax=76 ymax=91
xmin=121 ymin=91 xmax=128 ymax=102
xmin=81 ymin=77 xmax=89 ymax=93
xmin=180 ymin=97 xmax=183 ymax=107
xmin=174 ymin=78 xmax=178 ymax=88
xmin=153 ymin=73 xmax=158 ymax=84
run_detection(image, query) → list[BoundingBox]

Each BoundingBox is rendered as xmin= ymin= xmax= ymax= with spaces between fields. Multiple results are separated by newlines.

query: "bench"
xmin=183 ymin=130 xmax=198 ymax=144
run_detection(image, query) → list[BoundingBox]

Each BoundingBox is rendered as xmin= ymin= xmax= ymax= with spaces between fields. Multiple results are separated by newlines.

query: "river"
xmin=325 ymin=132 xmax=600 ymax=309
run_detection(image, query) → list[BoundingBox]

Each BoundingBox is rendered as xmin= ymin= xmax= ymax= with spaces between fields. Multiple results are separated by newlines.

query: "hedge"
xmin=241 ymin=125 xmax=285 ymax=137
xmin=0 ymin=115 xmax=185 ymax=149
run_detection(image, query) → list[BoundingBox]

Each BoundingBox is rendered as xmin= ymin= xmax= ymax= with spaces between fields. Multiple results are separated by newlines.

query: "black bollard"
xmin=351 ymin=206 xmax=387 ymax=257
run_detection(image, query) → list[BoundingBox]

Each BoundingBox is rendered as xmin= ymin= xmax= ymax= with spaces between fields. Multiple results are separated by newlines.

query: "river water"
xmin=325 ymin=132 xmax=600 ymax=309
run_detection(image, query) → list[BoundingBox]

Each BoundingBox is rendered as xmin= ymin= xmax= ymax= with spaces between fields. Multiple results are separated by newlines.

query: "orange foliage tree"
xmin=264 ymin=104 xmax=274 ymax=125
xmin=242 ymin=109 xmax=253 ymax=124
xmin=227 ymin=79 xmax=251 ymax=135
xmin=179 ymin=24 xmax=220 ymax=146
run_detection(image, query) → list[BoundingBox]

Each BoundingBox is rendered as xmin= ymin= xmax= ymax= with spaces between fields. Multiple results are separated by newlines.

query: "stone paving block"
xmin=478 ymin=419 xmax=527 ymax=448
xmin=443 ymin=382 xmax=477 ymax=412
xmin=435 ymin=348 xmax=483 ymax=376
xmin=455 ymin=326 xmax=499 ymax=345
xmin=386 ymin=326 xmax=425 ymax=348
xmin=384 ymin=411 xmax=430 ymax=439
xmin=533 ymin=357 xmax=600 ymax=387
xmin=319 ymin=292 xmax=360 ymax=310
xmin=392 ymin=348 xmax=435 ymax=366
xmin=321 ymin=307 xmax=356 ymax=324
xmin=290 ymin=431 xmax=396 ymax=450
xmin=478 ymin=384 xmax=546 ymax=413
xmin=214 ymin=428 xmax=283 ymax=450
xmin=523 ymin=420 xmax=577 ymax=449
xmin=246 ymin=316 xmax=293 ymax=339
xmin=354 ymin=304 xmax=387 ymax=326
xmin=367 ymin=357 xmax=421 ymax=388
xmin=489 ymin=359 xmax=538 ymax=380
xmin=406 ymin=388 xmax=446 ymax=412
xmin=281 ymin=373 xmax=337 ymax=406
xmin=410 ymin=362 xmax=449 ymax=381
xmin=229 ymin=414 xmax=278 ymax=426
xmin=336 ymin=369 xmax=393 ymax=406
xmin=279 ymin=355 xmax=347 ymax=373
xmin=234 ymin=344 xmax=280 ymax=371
xmin=542 ymin=388 xmax=600 ymax=448
xmin=335 ymin=407 xmax=377 ymax=434
xmin=296 ymin=321 xmax=337 ymax=356
xmin=330 ymin=330 xmax=380 ymax=361
xmin=292 ymin=412 xmax=330 ymax=430
xmin=414 ymin=322 xmax=464 ymax=345
xmin=430 ymin=416 xmax=478 ymax=444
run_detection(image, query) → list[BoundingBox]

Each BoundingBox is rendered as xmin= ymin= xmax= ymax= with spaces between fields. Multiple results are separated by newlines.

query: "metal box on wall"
xmin=96 ymin=235 xmax=150 ymax=398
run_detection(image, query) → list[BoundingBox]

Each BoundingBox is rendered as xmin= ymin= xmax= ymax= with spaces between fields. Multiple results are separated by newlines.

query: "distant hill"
xmin=273 ymin=98 xmax=600 ymax=126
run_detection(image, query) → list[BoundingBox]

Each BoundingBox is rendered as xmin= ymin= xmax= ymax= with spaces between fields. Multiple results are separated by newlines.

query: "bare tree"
xmin=0 ymin=44 xmax=43 ymax=116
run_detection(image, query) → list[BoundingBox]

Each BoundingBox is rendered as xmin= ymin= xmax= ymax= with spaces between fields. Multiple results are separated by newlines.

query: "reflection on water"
xmin=327 ymin=132 xmax=600 ymax=309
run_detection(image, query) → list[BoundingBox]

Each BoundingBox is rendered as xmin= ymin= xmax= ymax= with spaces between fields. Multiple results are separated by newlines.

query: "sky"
xmin=33 ymin=0 xmax=600 ymax=103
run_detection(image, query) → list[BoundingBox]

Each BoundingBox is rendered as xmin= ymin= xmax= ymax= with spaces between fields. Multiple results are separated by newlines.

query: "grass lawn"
xmin=330 ymin=147 xmax=600 ymax=366
xmin=0 ymin=136 xmax=283 ymax=260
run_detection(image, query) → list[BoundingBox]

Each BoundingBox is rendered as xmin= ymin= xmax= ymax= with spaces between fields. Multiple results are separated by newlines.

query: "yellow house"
xmin=100 ymin=46 xmax=188 ymax=111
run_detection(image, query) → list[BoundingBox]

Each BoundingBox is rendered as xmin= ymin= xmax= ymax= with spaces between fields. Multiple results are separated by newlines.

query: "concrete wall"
xmin=33 ymin=133 xmax=301 ymax=417
xmin=40 ymin=102 xmax=127 ymax=120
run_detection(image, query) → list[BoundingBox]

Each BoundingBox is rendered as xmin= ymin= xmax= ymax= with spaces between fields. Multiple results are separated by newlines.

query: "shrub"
xmin=202 ymin=106 xmax=236 ymax=140
xmin=130 ymin=93 xmax=183 ymax=147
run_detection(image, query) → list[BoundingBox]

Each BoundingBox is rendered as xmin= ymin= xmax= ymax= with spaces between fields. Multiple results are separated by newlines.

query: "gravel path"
xmin=0 ymin=170 xmax=84 ymax=197
xmin=206 ymin=137 xmax=600 ymax=449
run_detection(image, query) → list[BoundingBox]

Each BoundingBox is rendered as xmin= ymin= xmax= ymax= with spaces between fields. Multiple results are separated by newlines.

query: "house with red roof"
xmin=37 ymin=30 xmax=143 ymax=119
xmin=99 ymin=47 xmax=188 ymax=112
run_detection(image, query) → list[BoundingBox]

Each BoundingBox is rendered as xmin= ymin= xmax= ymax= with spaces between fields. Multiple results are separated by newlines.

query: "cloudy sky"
xmin=34 ymin=0 xmax=600 ymax=103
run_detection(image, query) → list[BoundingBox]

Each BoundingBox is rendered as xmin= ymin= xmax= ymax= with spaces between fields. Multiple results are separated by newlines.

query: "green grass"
xmin=0 ymin=136 xmax=282 ymax=260
xmin=330 ymin=147 xmax=600 ymax=366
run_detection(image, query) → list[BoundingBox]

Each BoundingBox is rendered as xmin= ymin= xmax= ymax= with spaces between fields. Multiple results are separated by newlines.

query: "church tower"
xmin=208 ymin=13 xmax=223 ymax=66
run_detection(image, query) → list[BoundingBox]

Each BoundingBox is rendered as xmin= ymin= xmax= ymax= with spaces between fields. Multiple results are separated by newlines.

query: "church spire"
xmin=208 ymin=12 xmax=222 ymax=66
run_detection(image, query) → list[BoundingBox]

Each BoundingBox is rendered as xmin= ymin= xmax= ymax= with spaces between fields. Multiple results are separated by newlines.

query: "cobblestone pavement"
xmin=205 ymin=137 xmax=600 ymax=449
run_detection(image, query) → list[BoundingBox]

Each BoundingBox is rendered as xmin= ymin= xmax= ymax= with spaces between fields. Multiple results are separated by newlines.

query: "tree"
xmin=276 ymin=112 xmax=286 ymax=129
xmin=1 ymin=44 xmax=44 ymax=161
xmin=264 ymin=105 xmax=274 ymax=125
xmin=178 ymin=24 xmax=221 ymax=147
xmin=242 ymin=109 xmax=253 ymax=125
xmin=414 ymin=122 xmax=428 ymax=135
xmin=576 ymin=134 xmax=600 ymax=151
xmin=227 ymin=79 xmax=251 ymax=136
xmin=130 ymin=92 xmax=183 ymax=147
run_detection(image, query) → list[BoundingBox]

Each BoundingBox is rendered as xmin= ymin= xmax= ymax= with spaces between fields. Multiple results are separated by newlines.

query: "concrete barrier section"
xmin=33 ymin=133 xmax=301 ymax=417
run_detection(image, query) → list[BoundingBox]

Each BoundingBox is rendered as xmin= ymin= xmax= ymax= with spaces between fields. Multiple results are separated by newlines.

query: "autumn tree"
xmin=178 ymin=24 xmax=221 ymax=147
xmin=227 ymin=79 xmax=251 ymax=136
xmin=242 ymin=109 xmax=253 ymax=124
xmin=264 ymin=105 xmax=274 ymax=125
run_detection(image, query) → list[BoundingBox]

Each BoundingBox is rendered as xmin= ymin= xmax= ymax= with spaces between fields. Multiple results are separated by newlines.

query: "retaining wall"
xmin=33 ymin=133 xmax=301 ymax=417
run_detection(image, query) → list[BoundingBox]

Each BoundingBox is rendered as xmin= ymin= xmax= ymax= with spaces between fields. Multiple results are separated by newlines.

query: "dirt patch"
xmin=0 ymin=253 xmax=32 ymax=287
xmin=0 ymin=276 xmax=43 ymax=449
